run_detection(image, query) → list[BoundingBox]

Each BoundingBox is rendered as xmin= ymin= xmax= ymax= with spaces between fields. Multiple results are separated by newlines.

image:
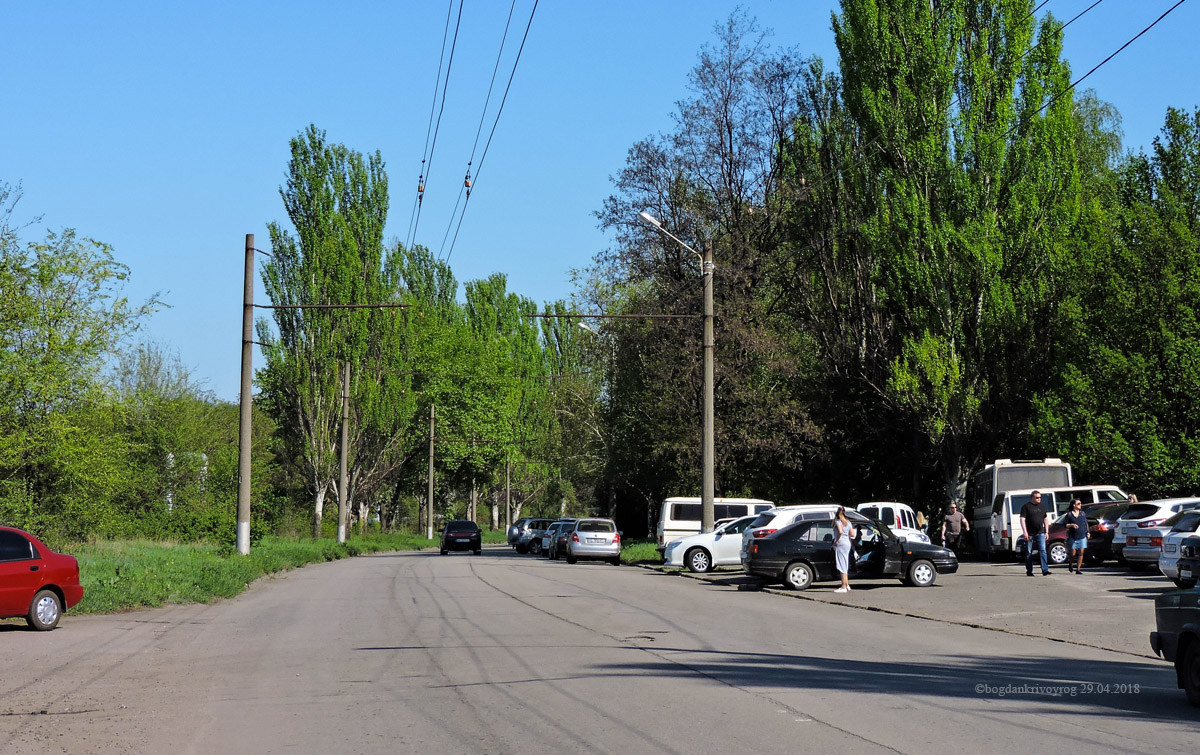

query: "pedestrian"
xmin=833 ymin=506 xmax=856 ymax=593
xmin=941 ymin=502 xmax=969 ymax=557
xmin=1063 ymin=498 xmax=1089 ymax=573
xmin=1021 ymin=490 xmax=1051 ymax=576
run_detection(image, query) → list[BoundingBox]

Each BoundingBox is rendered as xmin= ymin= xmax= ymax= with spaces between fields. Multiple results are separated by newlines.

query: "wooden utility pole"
xmin=505 ymin=456 xmax=511 ymax=528
xmin=426 ymin=405 xmax=435 ymax=540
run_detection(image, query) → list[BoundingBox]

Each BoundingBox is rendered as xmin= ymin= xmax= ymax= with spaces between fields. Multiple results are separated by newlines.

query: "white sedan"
xmin=1158 ymin=510 xmax=1200 ymax=585
xmin=664 ymin=516 xmax=757 ymax=573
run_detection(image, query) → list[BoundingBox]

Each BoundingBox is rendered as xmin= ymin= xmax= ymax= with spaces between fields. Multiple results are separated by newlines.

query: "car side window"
xmin=801 ymin=522 xmax=836 ymax=543
xmin=0 ymin=531 xmax=36 ymax=561
xmin=725 ymin=519 xmax=751 ymax=534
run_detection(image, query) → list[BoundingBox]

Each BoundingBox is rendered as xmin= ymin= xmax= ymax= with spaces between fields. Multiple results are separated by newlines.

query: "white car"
xmin=740 ymin=504 xmax=844 ymax=566
xmin=1158 ymin=509 xmax=1200 ymax=584
xmin=856 ymin=502 xmax=930 ymax=544
xmin=664 ymin=516 xmax=756 ymax=573
xmin=1116 ymin=498 xmax=1200 ymax=570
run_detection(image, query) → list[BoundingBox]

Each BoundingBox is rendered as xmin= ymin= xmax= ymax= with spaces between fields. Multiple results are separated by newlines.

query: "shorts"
xmin=1069 ymin=537 xmax=1087 ymax=550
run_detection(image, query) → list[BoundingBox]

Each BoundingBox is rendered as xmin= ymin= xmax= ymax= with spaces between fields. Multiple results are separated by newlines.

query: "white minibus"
xmin=656 ymin=497 xmax=774 ymax=552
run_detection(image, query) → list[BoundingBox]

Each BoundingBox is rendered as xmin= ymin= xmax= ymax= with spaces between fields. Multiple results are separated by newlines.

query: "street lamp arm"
xmin=638 ymin=210 xmax=703 ymax=269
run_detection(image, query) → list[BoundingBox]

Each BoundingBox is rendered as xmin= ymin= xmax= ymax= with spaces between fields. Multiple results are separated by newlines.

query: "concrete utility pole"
xmin=337 ymin=361 xmax=350 ymax=544
xmin=236 ymin=233 xmax=254 ymax=555
xmin=427 ymin=405 xmax=435 ymax=540
xmin=505 ymin=456 xmax=511 ymax=530
xmin=701 ymin=239 xmax=715 ymax=535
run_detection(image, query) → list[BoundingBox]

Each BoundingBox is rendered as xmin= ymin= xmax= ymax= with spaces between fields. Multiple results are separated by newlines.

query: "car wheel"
xmin=1128 ymin=561 xmax=1150 ymax=572
xmin=27 ymin=589 xmax=62 ymax=631
xmin=784 ymin=561 xmax=814 ymax=591
xmin=473 ymin=549 xmax=482 ymax=555
xmin=440 ymin=548 xmax=447 ymax=555
xmin=515 ymin=544 xmax=528 ymax=554
xmin=1084 ymin=554 xmax=1102 ymax=566
xmin=566 ymin=554 xmax=577 ymax=565
xmin=530 ymin=541 xmax=542 ymax=556
xmin=906 ymin=559 xmax=938 ymax=587
xmin=610 ymin=557 xmax=621 ymax=566
xmin=686 ymin=548 xmax=713 ymax=573
xmin=1048 ymin=542 xmax=1069 ymax=566
xmin=1175 ymin=578 xmax=1197 ymax=589
xmin=1184 ymin=641 xmax=1200 ymax=708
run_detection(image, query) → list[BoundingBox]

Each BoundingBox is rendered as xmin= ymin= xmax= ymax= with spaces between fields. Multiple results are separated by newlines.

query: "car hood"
xmin=902 ymin=541 xmax=958 ymax=560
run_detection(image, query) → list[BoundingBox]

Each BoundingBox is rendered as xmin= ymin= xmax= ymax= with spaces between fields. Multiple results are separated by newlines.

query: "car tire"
xmin=1048 ymin=542 xmax=1069 ymax=566
xmin=27 ymin=589 xmax=62 ymax=631
xmin=530 ymin=541 xmax=542 ymax=555
xmin=610 ymin=557 xmax=621 ymax=566
xmin=515 ymin=544 xmax=528 ymax=554
xmin=1184 ymin=641 xmax=1200 ymax=708
xmin=566 ymin=554 xmax=577 ymax=565
xmin=473 ymin=549 xmax=482 ymax=555
xmin=1175 ymin=577 xmax=1197 ymax=589
xmin=1128 ymin=561 xmax=1150 ymax=572
xmin=784 ymin=561 xmax=814 ymax=591
xmin=440 ymin=548 xmax=447 ymax=555
xmin=1084 ymin=554 xmax=1102 ymax=566
xmin=906 ymin=559 xmax=938 ymax=587
xmin=686 ymin=548 xmax=713 ymax=573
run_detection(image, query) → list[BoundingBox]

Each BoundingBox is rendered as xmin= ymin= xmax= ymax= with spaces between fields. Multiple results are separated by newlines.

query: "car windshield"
xmin=1089 ymin=503 xmax=1128 ymax=521
xmin=748 ymin=513 xmax=775 ymax=529
xmin=1119 ymin=504 xmax=1161 ymax=520
xmin=446 ymin=521 xmax=478 ymax=530
xmin=1168 ymin=511 xmax=1200 ymax=531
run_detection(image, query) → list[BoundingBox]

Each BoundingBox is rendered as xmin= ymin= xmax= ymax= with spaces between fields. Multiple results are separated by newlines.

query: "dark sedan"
xmin=1150 ymin=585 xmax=1200 ymax=707
xmin=1175 ymin=535 xmax=1200 ymax=589
xmin=745 ymin=513 xmax=958 ymax=589
xmin=440 ymin=520 xmax=482 ymax=555
xmin=0 ymin=526 xmax=85 ymax=630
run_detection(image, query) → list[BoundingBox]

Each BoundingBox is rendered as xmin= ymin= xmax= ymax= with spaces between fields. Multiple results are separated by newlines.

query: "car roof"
xmin=761 ymin=504 xmax=842 ymax=513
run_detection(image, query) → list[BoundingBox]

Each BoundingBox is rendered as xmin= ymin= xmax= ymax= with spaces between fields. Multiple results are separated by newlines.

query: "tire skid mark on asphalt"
xmin=0 ymin=601 xmax=220 ymax=751
xmin=651 ymin=566 xmax=1163 ymax=660
xmin=471 ymin=556 xmax=908 ymax=755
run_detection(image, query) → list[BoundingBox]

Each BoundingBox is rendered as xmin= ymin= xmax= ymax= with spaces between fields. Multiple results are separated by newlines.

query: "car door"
xmin=800 ymin=521 xmax=838 ymax=580
xmin=851 ymin=522 xmax=889 ymax=578
xmin=0 ymin=530 xmax=43 ymax=616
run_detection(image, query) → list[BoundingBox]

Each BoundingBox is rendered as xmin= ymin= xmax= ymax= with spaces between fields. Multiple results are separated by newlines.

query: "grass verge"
xmin=73 ymin=532 xmax=440 ymax=614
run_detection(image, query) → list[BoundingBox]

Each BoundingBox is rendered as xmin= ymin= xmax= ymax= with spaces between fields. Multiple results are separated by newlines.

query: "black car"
xmin=1174 ymin=535 xmax=1200 ymax=589
xmin=745 ymin=512 xmax=958 ymax=589
xmin=1150 ymin=583 xmax=1200 ymax=707
xmin=440 ymin=520 xmax=482 ymax=555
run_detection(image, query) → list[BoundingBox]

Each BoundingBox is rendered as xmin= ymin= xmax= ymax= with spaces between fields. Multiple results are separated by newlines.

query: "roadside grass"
xmin=73 ymin=532 xmax=441 ymax=614
xmin=621 ymin=539 xmax=661 ymax=564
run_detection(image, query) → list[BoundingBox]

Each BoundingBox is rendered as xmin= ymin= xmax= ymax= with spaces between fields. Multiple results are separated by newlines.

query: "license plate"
xmin=587 ymin=537 xmax=604 ymax=543
xmin=1182 ymin=568 xmax=1193 ymax=579
xmin=1139 ymin=537 xmax=1152 ymax=545
xmin=1166 ymin=544 xmax=1177 ymax=553
xmin=456 ymin=538 xmax=470 ymax=543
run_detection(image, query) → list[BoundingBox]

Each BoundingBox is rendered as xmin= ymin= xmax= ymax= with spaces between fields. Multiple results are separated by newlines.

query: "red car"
xmin=0 ymin=526 xmax=85 ymax=630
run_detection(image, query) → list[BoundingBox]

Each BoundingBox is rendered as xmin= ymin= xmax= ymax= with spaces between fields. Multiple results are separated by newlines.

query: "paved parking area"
xmin=647 ymin=560 xmax=1176 ymax=658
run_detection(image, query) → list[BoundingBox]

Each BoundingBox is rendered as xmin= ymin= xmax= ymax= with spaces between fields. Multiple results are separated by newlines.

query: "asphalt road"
xmin=1 ymin=547 xmax=1196 ymax=754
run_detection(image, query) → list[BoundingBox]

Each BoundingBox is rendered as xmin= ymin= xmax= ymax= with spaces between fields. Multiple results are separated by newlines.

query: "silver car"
xmin=565 ymin=518 xmax=622 ymax=565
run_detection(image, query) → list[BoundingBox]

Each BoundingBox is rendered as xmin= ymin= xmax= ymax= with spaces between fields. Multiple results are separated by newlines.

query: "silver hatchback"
xmin=566 ymin=518 xmax=622 ymax=565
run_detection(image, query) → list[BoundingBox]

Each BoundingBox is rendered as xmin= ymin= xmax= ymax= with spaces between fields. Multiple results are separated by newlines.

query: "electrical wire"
xmin=444 ymin=0 xmax=540 ymax=264
xmin=408 ymin=0 xmax=465 ymax=251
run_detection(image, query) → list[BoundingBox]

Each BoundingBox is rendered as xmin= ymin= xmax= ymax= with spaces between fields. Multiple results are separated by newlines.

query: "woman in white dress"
xmin=834 ymin=507 xmax=856 ymax=593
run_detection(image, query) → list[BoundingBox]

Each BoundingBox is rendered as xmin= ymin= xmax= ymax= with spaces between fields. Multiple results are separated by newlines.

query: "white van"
xmin=973 ymin=485 xmax=1128 ymax=557
xmin=656 ymin=497 xmax=774 ymax=551
xmin=856 ymin=502 xmax=930 ymax=544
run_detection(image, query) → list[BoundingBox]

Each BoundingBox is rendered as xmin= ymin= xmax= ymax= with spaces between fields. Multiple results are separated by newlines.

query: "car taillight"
xmin=572 ymin=532 xmax=579 ymax=542
xmin=1001 ymin=528 xmax=1008 ymax=538
xmin=1150 ymin=537 xmax=1163 ymax=547
xmin=1138 ymin=519 xmax=1165 ymax=528
xmin=1126 ymin=536 xmax=1136 ymax=545
xmin=751 ymin=543 xmax=758 ymax=555
xmin=752 ymin=528 xmax=777 ymax=538
xmin=613 ymin=533 xmax=620 ymax=544
xmin=1094 ymin=522 xmax=1109 ymax=531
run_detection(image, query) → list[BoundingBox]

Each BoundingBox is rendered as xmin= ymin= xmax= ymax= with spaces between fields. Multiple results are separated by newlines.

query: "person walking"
xmin=833 ymin=506 xmax=857 ymax=593
xmin=941 ymin=503 xmax=970 ymax=557
xmin=1063 ymin=498 xmax=1089 ymax=573
xmin=1021 ymin=490 xmax=1051 ymax=576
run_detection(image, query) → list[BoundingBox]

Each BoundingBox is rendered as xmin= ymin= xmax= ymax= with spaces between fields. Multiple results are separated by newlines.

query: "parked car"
xmin=1110 ymin=501 xmax=1168 ymax=563
xmin=1173 ymin=536 xmax=1200 ymax=590
xmin=1150 ymin=586 xmax=1200 ymax=707
xmin=974 ymin=485 xmax=1128 ymax=559
xmin=744 ymin=512 xmax=958 ymax=590
xmin=856 ymin=502 xmax=930 ymax=544
xmin=664 ymin=515 xmax=757 ymax=573
xmin=507 ymin=517 xmax=531 ymax=547
xmin=514 ymin=518 xmax=554 ymax=555
xmin=565 ymin=518 xmax=622 ymax=565
xmin=542 ymin=519 xmax=577 ymax=559
xmin=0 ymin=526 xmax=85 ymax=630
xmin=548 ymin=519 xmax=578 ymax=560
xmin=1024 ymin=501 xmax=1127 ymax=566
xmin=440 ymin=520 xmax=482 ymax=555
xmin=1162 ymin=515 xmax=1200 ymax=587
xmin=1115 ymin=498 xmax=1200 ymax=570
xmin=740 ymin=504 xmax=845 ymax=565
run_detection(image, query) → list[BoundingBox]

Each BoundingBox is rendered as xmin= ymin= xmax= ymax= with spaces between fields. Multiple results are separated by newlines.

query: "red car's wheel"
xmin=27 ymin=589 xmax=62 ymax=631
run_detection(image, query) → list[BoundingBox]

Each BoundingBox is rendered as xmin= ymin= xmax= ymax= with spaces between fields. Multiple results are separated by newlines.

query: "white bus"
xmin=966 ymin=459 xmax=1073 ymax=553
xmin=655 ymin=497 xmax=774 ymax=552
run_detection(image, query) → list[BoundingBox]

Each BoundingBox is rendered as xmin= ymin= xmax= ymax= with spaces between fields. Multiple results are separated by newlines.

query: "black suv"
xmin=1150 ymin=570 xmax=1200 ymax=708
xmin=440 ymin=520 xmax=482 ymax=555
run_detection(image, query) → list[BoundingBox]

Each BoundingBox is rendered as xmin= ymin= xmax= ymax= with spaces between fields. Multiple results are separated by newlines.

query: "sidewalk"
xmin=646 ymin=560 xmax=1173 ymax=658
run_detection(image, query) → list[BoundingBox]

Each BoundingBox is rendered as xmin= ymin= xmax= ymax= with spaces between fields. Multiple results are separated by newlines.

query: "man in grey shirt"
xmin=941 ymin=503 xmax=969 ymax=556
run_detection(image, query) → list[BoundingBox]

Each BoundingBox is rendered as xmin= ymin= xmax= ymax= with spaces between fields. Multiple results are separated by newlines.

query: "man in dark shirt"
xmin=1021 ymin=490 xmax=1050 ymax=576
xmin=941 ymin=503 xmax=969 ymax=557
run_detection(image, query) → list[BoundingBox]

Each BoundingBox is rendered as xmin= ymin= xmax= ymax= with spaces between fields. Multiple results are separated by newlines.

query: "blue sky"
xmin=3 ymin=1 xmax=1198 ymax=401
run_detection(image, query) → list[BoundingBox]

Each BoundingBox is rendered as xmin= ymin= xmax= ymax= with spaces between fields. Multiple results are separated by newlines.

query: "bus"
xmin=966 ymin=459 xmax=1073 ymax=553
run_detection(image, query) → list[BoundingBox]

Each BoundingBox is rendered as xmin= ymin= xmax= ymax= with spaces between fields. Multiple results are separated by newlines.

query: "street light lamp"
xmin=637 ymin=211 xmax=716 ymax=534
